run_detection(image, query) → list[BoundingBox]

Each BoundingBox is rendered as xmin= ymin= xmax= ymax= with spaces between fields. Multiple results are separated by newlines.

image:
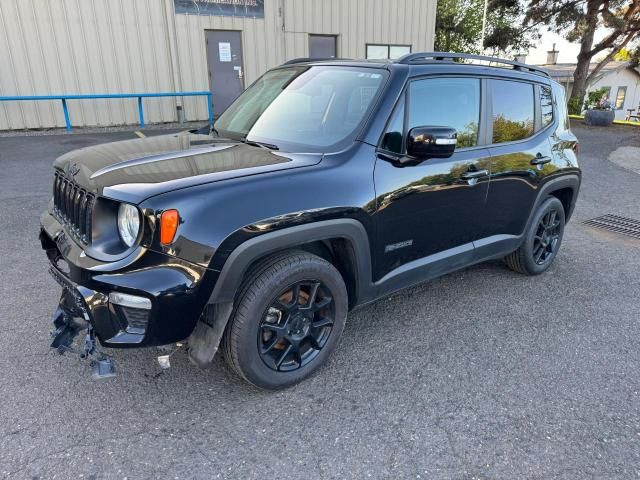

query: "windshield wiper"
xmin=240 ymin=138 xmax=279 ymax=151
xmin=200 ymin=129 xmax=243 ymax=145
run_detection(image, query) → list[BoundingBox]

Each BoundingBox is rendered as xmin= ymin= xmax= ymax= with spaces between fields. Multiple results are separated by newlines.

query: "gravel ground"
xmin=0 ymin=123 xmax=639 ymax=479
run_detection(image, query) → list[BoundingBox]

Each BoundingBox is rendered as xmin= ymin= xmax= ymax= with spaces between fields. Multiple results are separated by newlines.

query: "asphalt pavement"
xmin=0 ymin=123 xmax=639 ymax=479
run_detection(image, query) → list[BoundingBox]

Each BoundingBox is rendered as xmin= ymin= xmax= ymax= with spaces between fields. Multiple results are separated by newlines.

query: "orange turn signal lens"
xmin=160 ymin=209 xmax=179 ymax=245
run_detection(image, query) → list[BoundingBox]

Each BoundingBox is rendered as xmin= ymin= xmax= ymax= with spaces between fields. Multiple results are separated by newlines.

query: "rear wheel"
xmin=222 ymin=251 xmax=348 ymax=389
xmin=504 ymin=196 xmax=565 ymax=275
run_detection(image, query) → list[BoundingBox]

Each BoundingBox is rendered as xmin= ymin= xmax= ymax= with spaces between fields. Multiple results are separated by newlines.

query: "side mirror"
xmin=406 ymin=126 xmax=457 ymax=160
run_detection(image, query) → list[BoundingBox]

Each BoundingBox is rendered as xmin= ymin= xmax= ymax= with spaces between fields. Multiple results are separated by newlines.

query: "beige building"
xmin=0 ymin=0 xmax=437 ymax=130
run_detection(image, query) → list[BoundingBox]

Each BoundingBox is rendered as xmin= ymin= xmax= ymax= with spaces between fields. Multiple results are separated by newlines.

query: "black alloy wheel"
xmin=222 ymin=250 xmax=348 ymax=390
xmin=503 ymin=196 xmax=566 ymax=276
xmin=532 ymin=209 xmax=562 ymax=265
xmin=258 ymin=280 xmax=334 ymax=372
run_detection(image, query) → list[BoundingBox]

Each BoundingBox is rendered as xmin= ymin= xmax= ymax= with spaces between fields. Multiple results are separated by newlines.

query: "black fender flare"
xmin=188 ymin=219 xmax=373 ymax=368
xmin=530 ymin=173 xmax=581 ymax=226
xmin=208 ymin=218 xmax=373 ymax=305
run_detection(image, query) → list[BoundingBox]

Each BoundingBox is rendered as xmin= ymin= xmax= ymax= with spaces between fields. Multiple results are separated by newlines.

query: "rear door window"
xmin=490 ymin=79 xmax=534 ymax=144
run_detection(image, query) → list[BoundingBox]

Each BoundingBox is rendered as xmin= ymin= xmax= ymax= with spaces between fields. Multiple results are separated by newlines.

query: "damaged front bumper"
xmin=40 ymin=210 xmax=214 ymax=354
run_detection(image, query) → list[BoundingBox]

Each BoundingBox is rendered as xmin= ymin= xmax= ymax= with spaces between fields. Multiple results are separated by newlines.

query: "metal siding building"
xmin=0 ymin=0 xmax=436 ymax=130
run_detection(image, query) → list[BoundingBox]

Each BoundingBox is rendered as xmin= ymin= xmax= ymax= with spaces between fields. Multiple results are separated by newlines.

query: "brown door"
xmin=206 ymin=30 xmax=245 ymax=117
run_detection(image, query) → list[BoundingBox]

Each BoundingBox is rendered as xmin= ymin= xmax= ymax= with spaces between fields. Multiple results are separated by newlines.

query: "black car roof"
xmin=280 ymin=52 xmax=551 ymax=82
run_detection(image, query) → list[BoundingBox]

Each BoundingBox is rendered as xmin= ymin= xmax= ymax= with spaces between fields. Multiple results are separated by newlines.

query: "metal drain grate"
xmin=583 ymin=214 xmax=640 ymax=239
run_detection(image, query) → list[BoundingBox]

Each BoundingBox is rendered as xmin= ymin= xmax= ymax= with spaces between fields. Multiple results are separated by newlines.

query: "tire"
xmin=222 ymin=250 xmax=348 ymax=390
xmin=504 ymin=196 xmax=565 ymax=275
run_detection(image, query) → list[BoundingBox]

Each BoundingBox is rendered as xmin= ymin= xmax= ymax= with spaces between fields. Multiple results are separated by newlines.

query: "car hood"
xmin=53 ymin=132 xmax=322 ymax=204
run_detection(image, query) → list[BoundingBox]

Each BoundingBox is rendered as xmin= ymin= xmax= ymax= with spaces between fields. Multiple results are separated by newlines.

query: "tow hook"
xmin=50 ymin=306 xmax=116 ymax=379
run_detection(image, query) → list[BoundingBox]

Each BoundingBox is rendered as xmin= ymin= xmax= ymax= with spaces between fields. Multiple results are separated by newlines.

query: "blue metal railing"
xmin=0 ymin=91 xmax=213 ymax=131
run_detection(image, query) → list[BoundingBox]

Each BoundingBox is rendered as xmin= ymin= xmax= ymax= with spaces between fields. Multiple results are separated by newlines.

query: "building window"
xmin=615 ymin=86 xmax=627 ymax=110
xmin=366 ymin=44 xmax=411 ymax=60
xmin=490 ymin=79 xmax=534 ymax=144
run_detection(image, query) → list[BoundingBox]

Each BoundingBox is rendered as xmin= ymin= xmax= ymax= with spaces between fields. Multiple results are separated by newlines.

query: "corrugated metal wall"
xmin=0 ymin=0 xmax=436 ymax=130
xmin=0 ymin=0 xmax=179 ymax=130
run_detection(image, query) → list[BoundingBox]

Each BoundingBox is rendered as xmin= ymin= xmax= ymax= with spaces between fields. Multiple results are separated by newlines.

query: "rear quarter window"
xmin=551 ymin=83 xmax=570 ymax=131
xmin=540 ymin=85 xmax=554 ymax=129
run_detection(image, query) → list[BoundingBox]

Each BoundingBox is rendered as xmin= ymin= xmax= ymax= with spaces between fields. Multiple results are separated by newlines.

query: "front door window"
xmin=408 ymin=78 xmax=480 ymax=148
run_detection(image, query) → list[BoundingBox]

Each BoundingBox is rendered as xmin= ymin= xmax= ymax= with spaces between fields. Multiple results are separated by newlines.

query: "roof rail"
xmin=282 ymin=57 xmax=350 ymax=65
xmin=396 ymin=52 xmax=550 ymax=78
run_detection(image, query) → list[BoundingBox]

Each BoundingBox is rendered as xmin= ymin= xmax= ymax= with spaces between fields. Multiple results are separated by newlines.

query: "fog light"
xmin=108 ymin=292 xmax=151 ymax=310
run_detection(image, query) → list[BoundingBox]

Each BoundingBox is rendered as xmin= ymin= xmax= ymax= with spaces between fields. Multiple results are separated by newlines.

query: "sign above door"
xmin=174 ymin=0 xmax=264 ymax=18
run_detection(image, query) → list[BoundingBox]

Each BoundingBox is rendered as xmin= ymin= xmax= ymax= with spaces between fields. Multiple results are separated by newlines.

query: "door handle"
xmin=530 ymin=154 xmax=552 ymax=165
xmin=460 ymin=169 xmax=489 ymax=180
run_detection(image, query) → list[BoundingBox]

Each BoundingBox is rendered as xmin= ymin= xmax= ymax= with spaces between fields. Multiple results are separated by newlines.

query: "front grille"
xmin=52 ymin=171 xmax=95 ymax=245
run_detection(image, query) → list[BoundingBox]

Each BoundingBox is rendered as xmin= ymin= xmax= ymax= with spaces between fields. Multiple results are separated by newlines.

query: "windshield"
xmin=214 ymin=66 xmax=387 ymax=152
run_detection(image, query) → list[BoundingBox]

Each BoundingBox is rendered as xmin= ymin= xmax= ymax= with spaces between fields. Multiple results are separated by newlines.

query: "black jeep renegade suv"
xmin=40 ymin=53 xmax=580 ymax=389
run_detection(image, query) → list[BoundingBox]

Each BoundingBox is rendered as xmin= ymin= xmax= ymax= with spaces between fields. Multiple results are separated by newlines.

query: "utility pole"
xmin=480 ymin=0 xmax=488 ymax=53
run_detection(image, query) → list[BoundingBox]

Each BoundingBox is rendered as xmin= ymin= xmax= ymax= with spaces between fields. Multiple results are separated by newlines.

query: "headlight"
xmin=117 ymin=203 xmax=140 ymax=247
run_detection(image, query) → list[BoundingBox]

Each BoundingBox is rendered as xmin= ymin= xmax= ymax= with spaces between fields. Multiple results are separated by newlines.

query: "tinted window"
xmin=491 ymin=80 xmax=534 ymax=144
xmin=380 ymin=96 xmax=405 ymax=154
xmin=408 ymin=78 xmax=480 ymax=149
xmin=540 ymin=85 xmax=554 ymax=129
xmin=552 ymin=83 xmax=570 ymax=132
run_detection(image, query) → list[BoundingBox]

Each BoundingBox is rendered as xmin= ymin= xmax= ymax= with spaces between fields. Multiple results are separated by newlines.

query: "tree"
xmin=435 ymin=0 xmax=535 ymax=54
xmin=525 ymin=0 xmax=640 ymax=113
xmin=484 ymin=0 xmax=539 ymax=54
xmin=434 ymin=0 xmax=485 ymax=53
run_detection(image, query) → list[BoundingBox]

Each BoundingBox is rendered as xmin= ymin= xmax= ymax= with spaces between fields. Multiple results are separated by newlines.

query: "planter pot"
xmin=584 ymin=109 xmax=615 ymax=126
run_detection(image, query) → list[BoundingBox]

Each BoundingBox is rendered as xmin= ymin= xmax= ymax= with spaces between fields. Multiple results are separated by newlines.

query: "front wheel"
xmin=222 ymin=251 xmax=348 ymax=390
xmin=504 ymin=196 xmax=566 ymax=275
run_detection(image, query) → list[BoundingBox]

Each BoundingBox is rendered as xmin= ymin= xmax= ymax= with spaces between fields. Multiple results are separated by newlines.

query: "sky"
xmin=526 ymin=30 xmax=609 ymax=65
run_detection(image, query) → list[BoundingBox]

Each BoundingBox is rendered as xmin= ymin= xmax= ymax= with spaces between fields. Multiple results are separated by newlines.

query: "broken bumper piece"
xmin=49 ymin=266 xmax=118 ymax=378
